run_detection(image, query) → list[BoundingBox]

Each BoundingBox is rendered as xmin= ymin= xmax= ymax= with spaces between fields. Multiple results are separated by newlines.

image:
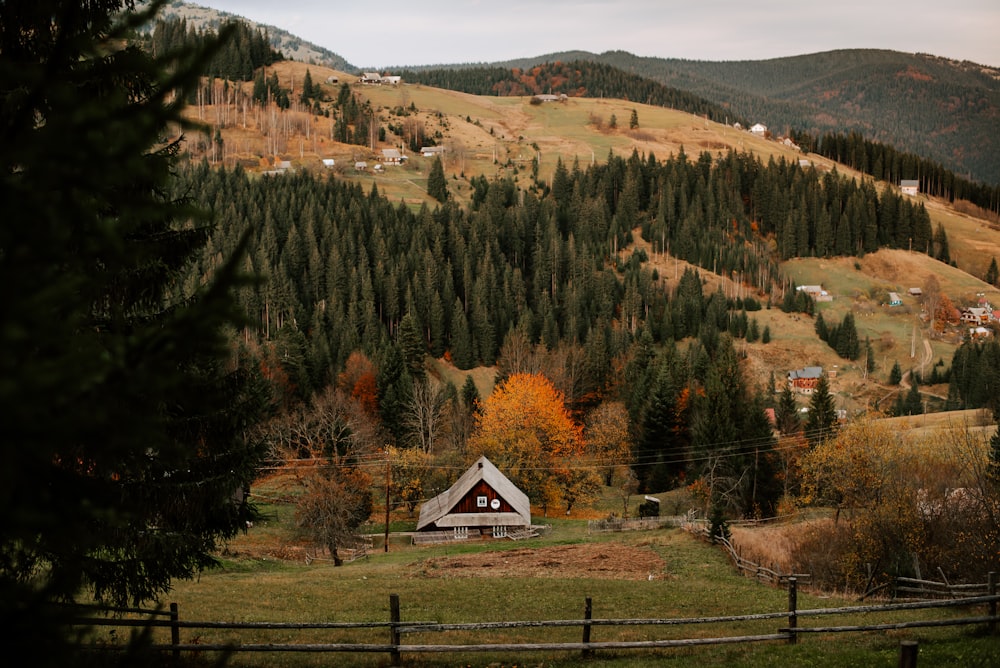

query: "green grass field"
xmin=89 ymin=500 xmax=998 ymax=668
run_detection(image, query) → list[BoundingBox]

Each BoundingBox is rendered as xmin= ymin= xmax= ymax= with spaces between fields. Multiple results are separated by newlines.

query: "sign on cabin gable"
xmin=457 ymin=481 xmax=513 ymax=514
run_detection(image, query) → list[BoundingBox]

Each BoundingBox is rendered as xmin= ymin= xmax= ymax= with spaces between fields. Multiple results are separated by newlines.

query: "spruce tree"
xmin=427 ymin=155 xmax=448 ymax=202
xmin=903 ymin=382 xmax=924 ymax=415
xmin=889 ymin=360 xmax=903 ymax=385
xmin=988 ymin=425 xmax=1000 ymax=483
xmin=1 ymin=0 xmax=267 ymax=657
xmin=804 ymin=374 xmax=838 ymax=445
xmin=987 ymin=257 xmax=999 ymax=287
xmin=775 ymin=385 xmax=802 ymax=435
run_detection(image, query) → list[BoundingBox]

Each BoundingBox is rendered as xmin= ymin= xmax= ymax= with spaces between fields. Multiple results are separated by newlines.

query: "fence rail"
xmin=897 ymin=572 xmax=996 ymax=599
xmin=587 ymin=515 xmax=690 ymax=533
xmin=72 ymin=576 xmax=998 ymax=665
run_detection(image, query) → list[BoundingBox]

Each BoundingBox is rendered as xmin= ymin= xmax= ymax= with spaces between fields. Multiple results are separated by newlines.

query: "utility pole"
xmin=384 ymin=448 xmax=390 ymax=553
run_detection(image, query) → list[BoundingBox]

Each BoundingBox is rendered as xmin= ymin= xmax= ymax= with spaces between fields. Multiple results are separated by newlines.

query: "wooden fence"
xmin=714 ymin=534 xmax=812 ymax=586
xmin=586 ymin=515 xmax=690 ymax=533
xmin=897 ymin=572 xmax=998 ymax=600
xmin=70 ymin=577 xmax=997 ymax=665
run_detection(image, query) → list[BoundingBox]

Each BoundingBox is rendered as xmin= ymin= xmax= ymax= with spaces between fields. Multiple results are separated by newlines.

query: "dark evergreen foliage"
xmin=399 ymin=60 xmax=743 ymax=125
xmin=889 ymin=360 xmax=903 ymax=385
xmin=144 ymin=15 xmax=282 ymax=82
xmin=427 ymin=155 xmax=449 ymax=202
xmin=1 ymin=0 xmax=267 ymax=659
xmin=947 ymin=340 xmax=1000 ymax=414
xmin=807 ymin=130 xmax=1000 ymax=215
xmin=805 ymin=374 xmax=838 ymax=445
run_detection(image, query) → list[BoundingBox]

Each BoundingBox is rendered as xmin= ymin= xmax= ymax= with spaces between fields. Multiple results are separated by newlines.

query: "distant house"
xmin=416 ymin=456 xmax=531 ymax=537
xmin=961 ymin=307 xmax=989 ymax=325
xmin=531 ymin=93 xmax=567 ymax=103
xmin=908 ymin=287 xmax=923 ymax=297
xmin=381 ymin=148 xmax=406 ymax=165
xmin=750 ymin=123 xmax=768 ymax=136
xmin=263 ymin=159 xmax=292 ymax=176
xmin=321 ymin=158 xmax=335 ymax=168
xmin=354 ymin=161 xmax=367 ymax=171
xmin=788 ymin=366 xmax=823 ymax=394
xmin=358 ymin=72 xmax=401 ymax=85
xmin=797 ymin=284 xmax=832 ymax=302
xmin=325 ymin=75 xmax=339 ymax=84
xmin=888 ymin=292 xmax=902 ymax=306
xmin=969 ymin=326 xmax=992 ymax=340
xmin=420 ymin=146 xmax=446 ymax=157
xmin=900 ymin=179 xmax=919 ymax=196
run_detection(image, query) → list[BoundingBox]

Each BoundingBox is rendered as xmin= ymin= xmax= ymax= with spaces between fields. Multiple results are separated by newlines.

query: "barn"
xmin=416 ymin=456 xmax=531 ymax=537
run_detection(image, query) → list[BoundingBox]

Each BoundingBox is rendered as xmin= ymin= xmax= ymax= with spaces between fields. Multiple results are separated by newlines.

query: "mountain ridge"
xmin=164 ymin=3 xmax=999 ymax=184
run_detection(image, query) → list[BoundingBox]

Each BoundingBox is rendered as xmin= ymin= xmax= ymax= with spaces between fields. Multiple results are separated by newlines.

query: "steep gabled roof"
xmin=416 ymin=456 xmax=530 ymax=531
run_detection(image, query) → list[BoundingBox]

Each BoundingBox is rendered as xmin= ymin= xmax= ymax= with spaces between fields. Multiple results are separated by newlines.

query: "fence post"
xmin=989 ymin=572 xmax=997 ymax=635
xmin=169 ymin=602 xmax=180 ymax=664
xmin=898 ymin=640 xmax=918 ymax=668
xmin=787 ymin=576 xmax=797 ymax=644
xmin=581 ymin=596 xmax=593 ymax=659
xmin=389 ymin=593 xmax=401 ymax=666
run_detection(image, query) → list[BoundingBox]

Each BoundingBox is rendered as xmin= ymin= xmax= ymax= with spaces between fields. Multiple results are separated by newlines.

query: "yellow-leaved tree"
xmin=797 ymin=413 xmax=999 ymax=591
xmin=468 ymin=373 xmax=595 ymax=515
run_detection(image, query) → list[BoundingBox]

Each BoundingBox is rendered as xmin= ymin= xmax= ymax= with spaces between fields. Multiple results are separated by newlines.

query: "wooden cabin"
xmin=416 ymin=456 xmax=531 ymax=537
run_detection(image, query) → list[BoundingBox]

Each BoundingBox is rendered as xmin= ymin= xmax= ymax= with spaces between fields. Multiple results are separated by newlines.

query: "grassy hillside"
xmin=491 ymin=49 xmax=1000 ymax=185
xmin=164 ymin=2 xmax=1000 ymax=183
xmin=186 ymin=58 xmax=1000 ymax=414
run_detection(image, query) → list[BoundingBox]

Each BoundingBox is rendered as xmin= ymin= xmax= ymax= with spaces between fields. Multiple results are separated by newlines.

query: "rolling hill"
xmin=146 ymin=5 xmax=1000 ymax=419
xmin=414 ymin=49 xmax=1000 ymax=187
xmin=161 ymin=3 xmax=1000 ymax=186
xmin=178 ymin=54 xmax=1000 ymax=418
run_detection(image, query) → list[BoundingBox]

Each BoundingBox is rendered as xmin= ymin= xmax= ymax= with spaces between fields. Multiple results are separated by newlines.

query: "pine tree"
xmin=300 ymin=68 xmax=315 ymax=105
xmin=775 ymin=385 xmax=802 ymax=435
xmin=629 ymin=108 xmax=639 ymax=129
xmin=986 ymin=257 xmax=999 ymax=287
xmin=988 ymin=425 xmax=1000 ymax=483
xmin=460 ymin=375 xmax=481 ymax=412
xmin=903 ymin=381 xmax=924 ymax=415
xmin=427 ymin=155 xmax=448 ymax=202
xmin=889 ymin=361 xmax=903 ymax=385
xmin=397 ymin=312 xmax=426 ymax=380
xmin=1 ymin=0 xmax=268 ymax=656
xmin=805 ymin=374 xmax=838 ymax=445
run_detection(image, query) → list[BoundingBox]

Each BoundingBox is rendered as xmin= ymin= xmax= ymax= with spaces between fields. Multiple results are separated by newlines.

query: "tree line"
xmin=142 ymin=16 xmax=283 ymax=83
xmin=399 ymin=60 xmax=742 ymax=124
xmin=795 ymin=130 xmax=1000 ymax=216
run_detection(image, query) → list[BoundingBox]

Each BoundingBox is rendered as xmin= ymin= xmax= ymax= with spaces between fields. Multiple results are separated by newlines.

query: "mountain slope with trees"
xmin=486 ymin=49 xmax=1000 ymax=186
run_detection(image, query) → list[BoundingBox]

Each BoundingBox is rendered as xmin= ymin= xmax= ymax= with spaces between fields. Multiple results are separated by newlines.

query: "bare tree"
xmin=404 ymin=376 xmax=449 ymax=453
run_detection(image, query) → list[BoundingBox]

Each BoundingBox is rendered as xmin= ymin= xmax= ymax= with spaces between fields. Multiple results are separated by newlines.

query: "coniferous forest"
xmin=175 ymin=142 xmax=940 ymax=499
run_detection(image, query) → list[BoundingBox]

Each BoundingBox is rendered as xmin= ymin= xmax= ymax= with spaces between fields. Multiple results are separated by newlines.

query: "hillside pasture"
xmin=142 ymin=517 xmax=999 ymax=667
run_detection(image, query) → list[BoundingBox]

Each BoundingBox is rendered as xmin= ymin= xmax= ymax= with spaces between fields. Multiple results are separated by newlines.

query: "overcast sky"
xmin=192 ymin=1 xmax=1000 ymax=69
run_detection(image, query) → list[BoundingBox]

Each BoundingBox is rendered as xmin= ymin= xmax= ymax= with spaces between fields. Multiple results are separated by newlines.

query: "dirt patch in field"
xmin=414 ymin=542 xmax=668 ymax=580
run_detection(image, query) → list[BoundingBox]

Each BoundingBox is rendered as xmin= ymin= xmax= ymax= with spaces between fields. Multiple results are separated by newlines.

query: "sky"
xmin=192 ymin=1 xmax=1000 ymax=69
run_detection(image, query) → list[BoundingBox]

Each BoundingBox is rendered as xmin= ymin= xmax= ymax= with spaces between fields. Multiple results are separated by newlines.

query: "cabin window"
xmin=477 ymin=495 xmax=487 ymax=507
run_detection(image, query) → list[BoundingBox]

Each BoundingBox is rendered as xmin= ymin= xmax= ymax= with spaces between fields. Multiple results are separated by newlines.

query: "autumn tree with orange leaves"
xmin=467 ymin=373 xmax=596 ymax=515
